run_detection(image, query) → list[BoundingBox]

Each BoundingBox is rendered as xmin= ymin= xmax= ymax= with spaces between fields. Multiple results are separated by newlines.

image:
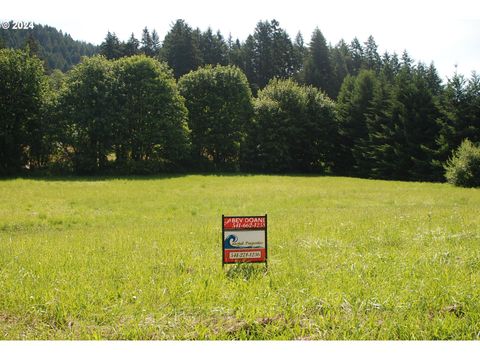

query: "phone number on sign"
xmin=1 ymin=21 xmax=34 ymax=30
xmin=229 ymin=251 xmax=261 ymax=259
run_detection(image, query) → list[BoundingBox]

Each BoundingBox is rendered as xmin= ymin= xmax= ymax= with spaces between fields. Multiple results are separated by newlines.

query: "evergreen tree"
xmin=25 ymin=34 xmax=41 ymax=57
xmin=303 ymin=28 xmax=334 ymax=97
xmin=124 ymin=33 xmax=140 ymax=57
xmin=336 ymin=70 xmax=377 ymax=177
xmin=389 ymin=62 xmax=442 ymax=180
xmin=350 ymin=37 xmax=364 ymax=75
xmin=364 ymin=35 xmax=381 ymax=72
xmin=242 ymin=19 xmax=295 ymax=93
xmin=151 ymin=30 xmax=161 ymax=56
xmin=330 ymin=40 xmax=352 ymax=98
xmin=141 ymin=27 xmax=154 ymax=57
xmin=227 ymin=36 xmax=244 ymax=69
xmin=380 ymin=51 xmax=400 ymax=83
xmin=100 ymin=31 xmax=123 ymax=60
xmin=293 ymin=32 xmax=306 ymax=80
xmin=160 ymin=19 xmax=202 ymax=78
xmin=0 ymin=23 xmax=98 ymax=72
xmin=436 ymin=72 xmax=480 ymax=168
xmin=361 ymin=73 xmax=397 ymax=179
xmin=199 ymin=28 xmax=228 ymax=66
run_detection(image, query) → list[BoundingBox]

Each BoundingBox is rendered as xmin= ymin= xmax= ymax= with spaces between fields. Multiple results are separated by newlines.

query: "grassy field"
xmin=0 ymin=175 xmax=479 ymax=340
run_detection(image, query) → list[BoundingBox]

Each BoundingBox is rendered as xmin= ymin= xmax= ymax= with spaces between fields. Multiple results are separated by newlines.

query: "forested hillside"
xmin=1 ymin=19 xmax=479 ymax=184
xmin=0 ymin=23 xmax=98 ymax=71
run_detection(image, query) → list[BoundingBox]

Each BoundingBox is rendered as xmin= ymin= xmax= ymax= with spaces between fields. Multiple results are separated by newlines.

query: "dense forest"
xmin=0 ymin=22 xmax=98 ymax=71
xmin=1 ymin=19 xmax=479 ymax=184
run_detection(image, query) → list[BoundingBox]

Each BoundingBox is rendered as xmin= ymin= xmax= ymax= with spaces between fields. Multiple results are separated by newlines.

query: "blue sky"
xmin=2 ymin=0 xmax=479 ymax=80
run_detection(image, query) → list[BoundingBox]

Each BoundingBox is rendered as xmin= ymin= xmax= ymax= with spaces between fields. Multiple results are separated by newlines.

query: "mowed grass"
xmin=0 ymin=175 xmax=479 ymax=340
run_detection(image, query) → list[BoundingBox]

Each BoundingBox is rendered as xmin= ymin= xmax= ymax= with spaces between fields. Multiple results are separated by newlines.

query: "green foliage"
xmin=198 ymin=28 xmax=228 ymax=66
xmin=336 ymin=63 xmax=444 ymax=181
xmin=100 ymin=32 xmax=123 ymax=60
xmin=335 ymin=71 xmax=374 ymax=176
xmin=57 ymin=55 xmax=190 ymax=174
xmin=124 ymin=33 xmax=140 ymax=57
xmin=111 ymin=55 xmax=190 ymax=172
xmin=160 ymin=20 xmax=202 ymax=78
xmin=243 ymin=78 xmax=337 ymax=173
xmin=436 ymin=73 xmax=480 ymax=166
xmin=179 ymin=65 xmax=253 ymax=170
xmin=303 ymin=28 xmax=334 ymax=97
xmin=0 ymin=23 xmax=98 ymax=72
xmin=388 ymin=60 xmax=442 ymax=181
xmin=242 ymin=20 xmax=296 ymax=93
xmin=57 ymin=56 xmax=115 ymax=174
xmin=444 ymin=139 xmax=480 ymax=187
xmin=2 ymin=19 xmax=479 ymax=182
xmin=0 ymin=48 xmax=49 ymax=174
xmin=363 ymin=35 xmax=381 ymax=73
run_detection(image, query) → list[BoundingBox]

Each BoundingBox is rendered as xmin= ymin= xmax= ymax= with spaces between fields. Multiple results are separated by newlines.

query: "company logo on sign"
xmin=224 ymin=232 xmax=265 ymax=249
xmin=222 ymin=215 xmax=267 ymax=265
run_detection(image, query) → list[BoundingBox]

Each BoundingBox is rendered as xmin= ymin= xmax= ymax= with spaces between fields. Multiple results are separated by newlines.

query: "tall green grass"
xmin=1 ymin=175 xmax=479 ymax=339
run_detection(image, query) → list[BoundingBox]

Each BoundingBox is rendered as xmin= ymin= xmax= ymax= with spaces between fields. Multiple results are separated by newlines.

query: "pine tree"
xmin=227 ymin=36 xmax=244 ymax=69
xmin=364 ymin=35 xmax=381 ymax=72
xmin=303 ymin=28 xmax=333 ymax=96
xmin=389 ymin=62 xmax=442 ymax=180
xmin=124 ymin=33 xmax=140 ymax=57
xmin=160 ymin=19 xmax=202 ymax=78
xmin=436 ymin=72 xmax=480 ymax=169
xmin=199 ymin=28 xmax=228 ymax=66
xmin=100 ymin=31 xmax=123 ymax=60
xmin=293 ymin=32 xmax=306 ymax=81
xmin=330 ymin=40 xmax=351 ymax=99
xmin=151 ymin=30 xmax=161 ymax=56
xmin=141 ymin=27 xmax=154 ymax=57
xmin=362 ymin=73 xmax=397 ymax=179
xmin=25 ymin=34 xmax=41 ymax=57
xmin=241 ymin=19 xmax=295 ymax=92
xmin=380 ymin=51 xmax=400 ymax=83
xmin=347 ymin=70 xmax=377 ymax=177
xmin=350 ymin=37 xmax=364 ymax=75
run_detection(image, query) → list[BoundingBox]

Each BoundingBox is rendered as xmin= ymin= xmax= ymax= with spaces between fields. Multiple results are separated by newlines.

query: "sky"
xmin=2 ymin=0 xmax=480 ymax=80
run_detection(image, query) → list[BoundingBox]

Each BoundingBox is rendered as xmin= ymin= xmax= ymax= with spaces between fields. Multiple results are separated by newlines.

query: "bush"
xmin=444 ymin=139 xmax=480 ymax=187
xmin=0 ymin=49 xmax=49 ymax=175
xmin=178 ymin=65 xmax=253 ymax=171
xmin=241 ymin=78 xmax=337 ymax=173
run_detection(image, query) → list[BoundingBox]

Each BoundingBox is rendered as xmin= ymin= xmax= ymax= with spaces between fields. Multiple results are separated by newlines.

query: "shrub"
xmin=241 ymin=78 xmax=337 ymax=173
xmin=179 ymin=65 xmax=253 ymax=171
xmin=444 ymin=139 xmax=480 ymax=187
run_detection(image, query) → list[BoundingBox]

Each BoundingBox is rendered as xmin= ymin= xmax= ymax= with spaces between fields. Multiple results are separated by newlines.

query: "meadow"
xmin=0 ymin=175 xmax=479 ymax=340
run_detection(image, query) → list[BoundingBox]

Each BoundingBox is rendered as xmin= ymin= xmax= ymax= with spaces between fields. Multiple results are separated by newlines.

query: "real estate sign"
xmin=222 ymin=215 xmax=267 ymax=265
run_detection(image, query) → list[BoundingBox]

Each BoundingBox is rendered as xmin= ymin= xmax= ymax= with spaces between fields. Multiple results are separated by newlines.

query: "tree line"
xmin=0 ymin=23 xmax=98 ymax=72
xmin=1 ymin=19 xmax=479 ymax=182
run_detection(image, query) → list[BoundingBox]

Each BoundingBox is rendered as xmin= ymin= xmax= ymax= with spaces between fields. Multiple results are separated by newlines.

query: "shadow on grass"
xmin=0 ymin=172 xmax=265 ymax=182
xmin=3 ymin=173 xmax=189 ymax=182
xmin=225 ymin=263 xmax=268 ymax=281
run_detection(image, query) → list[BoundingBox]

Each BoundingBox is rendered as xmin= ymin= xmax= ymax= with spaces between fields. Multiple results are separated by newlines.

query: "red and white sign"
xmin=223 ymin=216 xmax=266 ymax=230
xmin=222 ymin=215 xmax=267 ymax=264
